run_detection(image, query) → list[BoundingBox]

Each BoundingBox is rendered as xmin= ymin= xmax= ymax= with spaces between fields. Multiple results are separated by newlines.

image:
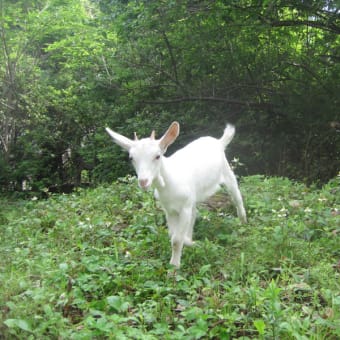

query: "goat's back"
xmin=164 ymin=136 xmax=228 ymax=201
xmin=172 ymin=136 xmax=224 ymax=161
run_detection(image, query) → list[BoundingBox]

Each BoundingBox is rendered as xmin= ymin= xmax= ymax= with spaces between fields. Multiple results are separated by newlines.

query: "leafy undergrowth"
xmin=1 ymin=175 xmax=339 ymax=339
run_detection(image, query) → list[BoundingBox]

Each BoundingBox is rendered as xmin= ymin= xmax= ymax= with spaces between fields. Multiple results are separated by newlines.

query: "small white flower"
xmin=277 ymin=207 xmax=288 ymax=218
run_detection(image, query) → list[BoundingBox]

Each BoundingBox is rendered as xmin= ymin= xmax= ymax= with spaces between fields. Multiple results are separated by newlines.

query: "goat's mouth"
xmin=138 ymin=178 xmax=151 ymax=190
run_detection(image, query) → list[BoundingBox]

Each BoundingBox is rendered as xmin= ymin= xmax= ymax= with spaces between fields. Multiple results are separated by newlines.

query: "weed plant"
xmin=1 ymin=175 xmax=339 ymax=339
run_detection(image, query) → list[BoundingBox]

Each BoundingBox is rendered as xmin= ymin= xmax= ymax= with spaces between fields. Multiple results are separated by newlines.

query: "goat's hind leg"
xmin=222 ymin=161 xmax=247 ymax=223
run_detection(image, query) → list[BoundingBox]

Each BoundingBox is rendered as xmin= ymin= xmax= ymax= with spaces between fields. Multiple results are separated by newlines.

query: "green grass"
xmin=1 ymin=175 xmax=339 ymax=339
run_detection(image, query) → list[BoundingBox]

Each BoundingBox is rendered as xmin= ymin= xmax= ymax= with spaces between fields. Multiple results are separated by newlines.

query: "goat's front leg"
xmin=167 ymin=206 xmax=193 ymax=268
xmin=184 ymin=206 xmax=196 ymax=246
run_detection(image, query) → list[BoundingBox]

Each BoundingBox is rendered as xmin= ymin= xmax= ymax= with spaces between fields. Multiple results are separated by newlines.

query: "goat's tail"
xmin=220 ymin=124 xmax=235 ymax=149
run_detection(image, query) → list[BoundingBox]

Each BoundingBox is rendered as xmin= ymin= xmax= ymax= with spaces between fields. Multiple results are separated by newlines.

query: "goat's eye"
xmin=155 ymin=155 xmax=161 ymax=160
xmin=129 ymin=156 xmax=133 ymax=161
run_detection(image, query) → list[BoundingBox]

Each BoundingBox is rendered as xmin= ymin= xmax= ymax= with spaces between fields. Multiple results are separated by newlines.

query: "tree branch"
xmin=160 ymin=30 xmax=179 ymax=84
xmin=141 ymin=96 xmax=274 ymax=108
xmin=269 ymin=19 xmax=340 ymax=34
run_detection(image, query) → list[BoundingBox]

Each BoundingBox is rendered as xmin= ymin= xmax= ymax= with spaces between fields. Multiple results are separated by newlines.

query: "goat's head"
xmin=106 ymin=121 xmax=180 ymax=190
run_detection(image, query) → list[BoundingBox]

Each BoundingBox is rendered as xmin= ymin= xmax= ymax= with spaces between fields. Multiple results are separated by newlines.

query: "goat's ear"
xmin=106 ymin=127 xmax=134 ymax=151
xmin=159 ymin=121 xmax=180 ymax=153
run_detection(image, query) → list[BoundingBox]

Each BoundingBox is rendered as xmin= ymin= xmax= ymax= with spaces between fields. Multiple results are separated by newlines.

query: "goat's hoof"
xmin=184 ymin=238 xmax=195 ymax=246
xmin=167 ymin=267 xmax=177 ymax=278
xmin=169 ymin=259 xmax=180 ymax=268
xmin=238 ymin=214 xmax=247 ymax=224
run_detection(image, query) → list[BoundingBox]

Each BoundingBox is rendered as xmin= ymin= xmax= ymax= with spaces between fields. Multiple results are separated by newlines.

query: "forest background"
xmin=1 ymin=0 xmax=339 ymax=194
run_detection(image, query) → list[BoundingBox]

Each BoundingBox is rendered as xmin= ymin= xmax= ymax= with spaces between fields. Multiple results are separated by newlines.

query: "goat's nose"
xmin=139 ymin=178 xmax=149 ymax=189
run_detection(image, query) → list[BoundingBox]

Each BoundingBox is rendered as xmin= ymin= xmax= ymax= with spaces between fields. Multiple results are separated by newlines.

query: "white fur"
xmin=106 ymin=122 xmax=247 ymax=268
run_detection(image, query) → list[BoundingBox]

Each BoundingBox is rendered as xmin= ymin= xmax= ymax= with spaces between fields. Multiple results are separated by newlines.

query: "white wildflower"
xmin=278 ymin=207 xmax=288 ymax=218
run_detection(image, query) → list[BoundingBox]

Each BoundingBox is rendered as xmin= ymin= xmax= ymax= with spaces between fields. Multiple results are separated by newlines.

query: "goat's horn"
xmin=134 ymin=132 xmax=139 ymax=141
xmin=150 ymin=130 xmax=156 ymax=140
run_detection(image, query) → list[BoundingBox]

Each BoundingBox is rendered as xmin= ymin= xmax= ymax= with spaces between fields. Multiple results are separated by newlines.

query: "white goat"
xmin=106 ymin=121 xmax=247 ymax=268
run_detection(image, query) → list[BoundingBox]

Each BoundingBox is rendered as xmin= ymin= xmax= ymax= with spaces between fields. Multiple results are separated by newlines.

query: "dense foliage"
xmin=1 ymin=175 xmax=339 ymax=338
xmin=0 ymin=0 xmax=339 ymax=193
